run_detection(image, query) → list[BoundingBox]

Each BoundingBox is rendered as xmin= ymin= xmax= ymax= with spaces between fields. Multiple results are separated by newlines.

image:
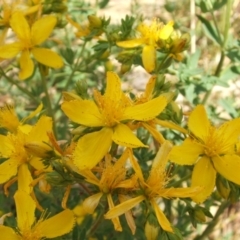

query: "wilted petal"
xmin=142 ymin=45 xmax=155 ymax=72
xmin=117 ymin=39 xmax=145 ymax=48
xmin=0 ymin=226 xmax=19 ymax=240
xmin=32 ymin=47 xmax=63 ymax=69
xmin=0 ymin=42 xmax=21 ymax=58
xmin=61 ymin=99 xmax=103 ymax=127
xmin=191 ymin=156 xmax=216 ymax=203
xmin=83 ymin=192 xmax=103 ymax=214
xmin=14 ymin=190 xmax=36 ymax=232
xmin=188 ymin=105 xmax=210 ymax=142
xmin=31 ymin=15 xmax=57 ymax=45
xmin=37 ymin=209 xmax=75 ymax=238
xmin=19 ymin=50 xmax=34 ymax=80
xmin=73 ymin=127 xmax=113 ymax=169
xmin=112 ymin=123 xmax=147 ymax=148
xmin=213 ymin=155 xmax=240 ymax=185
xmin=150 ymin=199 xmax=173 ymax=232
xmin=105 ymin=195 xmax=145 ymax=219
xmin=169 ymin=138 xmax=204 ymax=165
xmin=122 ymin=96 xmax=167 ymax=121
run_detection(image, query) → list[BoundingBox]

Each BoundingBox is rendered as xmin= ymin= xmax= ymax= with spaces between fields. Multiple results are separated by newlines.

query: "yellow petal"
xmin=10 ymin=12 xmax=30 ymax=41
xmin=83 ymin=192 xmax=103 ymax=214
xmin=29 ymin=157 xmax=52 ymax=172
xmin=213 ymin=155 xmax=240 ymax=185
xmin=19 ymin=50 xmax=34 ymax=80
xmin=18 ymin=164 xmax=33 ymax=194
xmin=122 ymin=96 xmax=167 ymax=121
xmin=150 ymin=199 xmax=173 ymax=232
xmin=73 ymin=127 xmax=113 ymax=169
xmin=142 ymin=122 xmax=166 ymax=144
xmin=0 ymin=159 xmax=18 ymax=184
xmin=27 ymin=116 xmax=52 ymax=143
xmin=104 ymin=72 xmax=122 ymax=102
xmin=158 ymin=21 xmax=174 ymax=40
xmin=0 ymin=226 xmax=19 ymax=240
xmin=105 ymin=195 xmax=145 ymax=219
xmin=161 ymin=186 xmax=202 ymax=199
xmin=0 ymin=134 xmax=14 ymax=157
xmin=116 ymin=39 xmax=145 ymax=48
xmin=31 ymin=15 xmax=57 ymax=45
xmin=61 ymin=99 xmax=103 ymax=127
xmin=218 ymin=118 xmax=240 ymax=150
xmin=151 ymin=141 xmax=172 ymax=170
xmin=0 ymin=42 xmax=21 ymax=58
xmin=188 ymin=105 xmax=210 ymax=141
xmin=142 ymin=45 xmax=155 ymax=72
xmin=14 ymin=190 xmax=36 ymax=232
xmin=37 ymin=209 xmax=75 ymax=238
xmin=144 ymin=75 xmax=156 ymax=99
xmin=31 ymin=47 xmax=63 ymax=68
xmin=107 ymin=194 xmax=122 ymax=232
xmin=169 ymin=138 xmax=204 ymax=165
xmin=191 ymin=156 xmax=216 ymax=203
xmin=112 ymin=123 xmax=147 ymax=148
xmin=21 ymin=103 xmax=43 ymax=123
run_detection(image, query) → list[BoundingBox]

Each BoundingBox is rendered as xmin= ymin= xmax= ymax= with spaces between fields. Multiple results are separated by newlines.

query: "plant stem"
xmin=55 ymin=41 xmax=87 ymax=108
xmin=0 ymin=68 xmax=39 ymax=104
xmin=194 ymin=201 xmax=230 ymax=240
xmin=40 ymin=72 xmax=57 ymax=135
xmin=201 ymin=0 xmax=233 ymax=105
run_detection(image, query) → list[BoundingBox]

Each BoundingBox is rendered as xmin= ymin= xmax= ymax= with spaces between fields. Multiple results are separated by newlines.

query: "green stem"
xmin=194 ymin=201 xmax=230 ymax=240
xmin=201 ymin=0 xmax=233 ymax=105
xmin=40 ymin=72 xmax=57 ymax=135
xmin=55 ymin=41 xmax=88 ymax=108
xmin=0 ymin=68 xmax=39 ymax=104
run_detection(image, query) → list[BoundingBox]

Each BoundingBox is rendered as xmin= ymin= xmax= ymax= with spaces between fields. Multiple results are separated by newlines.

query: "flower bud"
xmin=145 ymin=221 xmax=159 ymax=240
xmin=88 ymin=15 xmax=102 ymax=29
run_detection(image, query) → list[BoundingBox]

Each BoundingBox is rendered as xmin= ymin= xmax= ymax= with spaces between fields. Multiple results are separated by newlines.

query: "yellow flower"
xmin=117 ymin=19 xmax=174 ymax=72
xmin=62 ymin=71 xmax=167 ymax=169
xmin=0 ymin=190 xmax=75 ymax=240
xmin=0 ymin=115 xmax=52 ymax=193
xmin=0 ymin=103 xmax=43 ymax=133
xmin=79 ymin=150 xmax=136 ymax=233
xmin=169 ymin=105 xmax=240 ymax=203
xmin=0 ymin=11 xmax=63 ymax=80
xmin=105 ymin=141 xmax=201 ymax=233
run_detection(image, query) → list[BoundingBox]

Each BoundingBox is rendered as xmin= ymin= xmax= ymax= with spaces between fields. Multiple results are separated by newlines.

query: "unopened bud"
xmin=88 ymin=15 xmax=102 ymax=29
xmin=194 ymin=209 xmax=206 ymax=223
xmin=145 ymin=221 xmax=159 ymax=240
xmin=24 ymin=142 xmax=53 ymax=158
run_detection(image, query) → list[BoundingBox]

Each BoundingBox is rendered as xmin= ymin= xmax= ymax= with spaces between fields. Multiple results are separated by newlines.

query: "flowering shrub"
xmin=0 ymin=0 xmax=239 ymax=239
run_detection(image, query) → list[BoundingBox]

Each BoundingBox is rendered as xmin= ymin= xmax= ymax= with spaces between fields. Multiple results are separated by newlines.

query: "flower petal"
xmin=213 ymin=155 xmax=240 ymax=185
xmin=14 ymin=190 xmax=36 ymax=232
xmin=31 ymin=47 xmax=63 ymax=68
xmin=112 ymin=123 xmax=147 ymax=148
xmin=0 ymin=42 xmax=21 ymax=58
xmin=0 ymin=226 xmax=19 ymax=240
xmin=169 ymin=138 xmax=204 ymax=165
xmin=188 ymin=105 xmax=210 ymax=141
xmin=10 ymin=12 xmax=30 ymax=41
xmin=191 ymin=156 xmax=216 ymax=203
xmin=73 ymin=127 xmax=113 ymax=169
xmin=19 ymin=50 xmax=34 ymax=80
xmin=83 ymin=192 xmax=103 ymax=214
xmin=0 ymin=134 xmax=14 ymax=157
xmin=105 ymin=195 xmax=145 ymax=219
xmin=37 ymin=209 xmax=75 ymax=238
xmin=141 ymin=122 xmax=165 ymax=144
xmin=122 ymin=96 xmax=167 ymax=121
xmin=18 ymin=164 xmax=33 ymax=194
xmin=27 ymin=116 xmax=52 ymax=143
xmin=142 ymin=45 xmax=156 ymax=72
xmin=61 ymin=99 xmax=103 ymax=127
xmin=150 ymin=199 xmax=173 ymax=232
xmin=158 ymin=21 xmax=174 ymax=40
xmin=116 ymin=39 xmax=145 ymax=48
xmin=31 ymin=15 xmax=57 ymax=45
xmin=21 ymin=103 xmax=43 ymax=123
xmin=0 ymin=159 xmax=18 ymax=184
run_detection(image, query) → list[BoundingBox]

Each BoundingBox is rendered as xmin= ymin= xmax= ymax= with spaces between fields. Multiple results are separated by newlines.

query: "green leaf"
xmin=197 ymin=14 xmax=221 ymax=45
